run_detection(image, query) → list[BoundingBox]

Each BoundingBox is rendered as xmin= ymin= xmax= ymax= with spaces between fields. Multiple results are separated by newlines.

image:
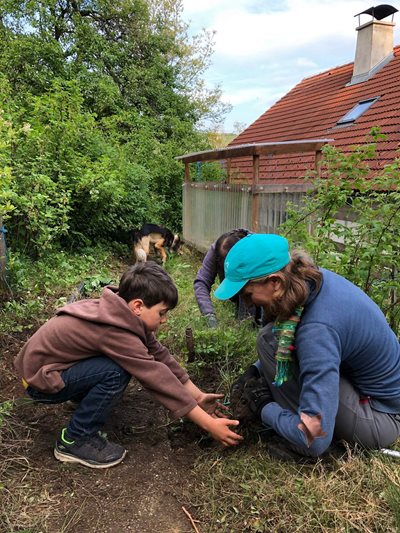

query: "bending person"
xmin=194 ymin=229 xmax=262 ymax=328
xmin=215 ymin=233 xmax=400 ymax=457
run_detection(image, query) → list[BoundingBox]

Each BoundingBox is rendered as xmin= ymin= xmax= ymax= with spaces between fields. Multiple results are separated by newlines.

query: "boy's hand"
xmin=186 ymin=405 xmax=243 ymax=447
xmin=208 ymin=418 xmax=243 ymax=447
xmin=197 ymin=392 xmax=229 ymax=418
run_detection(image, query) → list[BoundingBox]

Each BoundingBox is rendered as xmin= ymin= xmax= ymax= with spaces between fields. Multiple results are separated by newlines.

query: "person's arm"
xmin=261 ymin=323 xmax=341 ymax=456
xmin=146 ymin=332 xmax=190 ymax=383
xmin=186 ymin=405 xmax=243 ymax=446
xmin=193 ymin=243 xmax=218 ymax=317
xmin=183 ymin=379 xmax=228 ymax=417
xmin=100 ymin=328 xmax=198 ymax=419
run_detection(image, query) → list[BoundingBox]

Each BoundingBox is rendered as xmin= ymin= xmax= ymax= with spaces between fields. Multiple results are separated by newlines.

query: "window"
xmin=337 ymin=97 xmax=379 ymax=125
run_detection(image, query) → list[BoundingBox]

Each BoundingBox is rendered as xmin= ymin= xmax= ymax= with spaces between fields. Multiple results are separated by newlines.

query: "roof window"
xmin=337 ymin=97 xmax=379 ymax=125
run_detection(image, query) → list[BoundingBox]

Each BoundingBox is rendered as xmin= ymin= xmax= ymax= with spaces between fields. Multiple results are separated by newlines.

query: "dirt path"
xmin=1 ymin=332 xmax=207 ymax=533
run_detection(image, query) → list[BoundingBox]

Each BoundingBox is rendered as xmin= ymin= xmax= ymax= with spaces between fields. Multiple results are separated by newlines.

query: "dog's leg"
xmin=141 ymin=236 xmax=151 ymax=259
xmin=134 ymin=246 xmax=147 ymax=262
xmin=154 ymin=239 xmax=167 ymax=265
xmin=134 ymin=236 xmax=150 ymax=263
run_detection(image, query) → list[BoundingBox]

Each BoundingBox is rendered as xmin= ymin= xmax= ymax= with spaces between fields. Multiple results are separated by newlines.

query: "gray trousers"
xmin=257 ymin=324 xmax=400 ymax=450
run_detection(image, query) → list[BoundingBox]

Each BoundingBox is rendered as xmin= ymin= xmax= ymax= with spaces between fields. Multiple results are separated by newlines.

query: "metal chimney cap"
xmin=354 ymin=4 xmax=398 ymax=21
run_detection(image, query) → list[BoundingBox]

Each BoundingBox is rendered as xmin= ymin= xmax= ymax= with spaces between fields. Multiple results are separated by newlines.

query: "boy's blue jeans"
xmin=26 ymin=357 xmax=131 ymax=441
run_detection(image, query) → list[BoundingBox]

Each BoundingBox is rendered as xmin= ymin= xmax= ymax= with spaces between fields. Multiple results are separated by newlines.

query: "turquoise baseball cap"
xmin=214 ymin=234 xmax=290 ymax=300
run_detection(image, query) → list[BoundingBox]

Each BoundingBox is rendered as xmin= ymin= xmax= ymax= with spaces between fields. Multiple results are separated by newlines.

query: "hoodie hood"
xmin=56 ymin=286 xmax=148 ymax=342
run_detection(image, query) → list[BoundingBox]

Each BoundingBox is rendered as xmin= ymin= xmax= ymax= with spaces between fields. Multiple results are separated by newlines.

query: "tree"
xmin=0 ymin=0 xmax=230 ymax=251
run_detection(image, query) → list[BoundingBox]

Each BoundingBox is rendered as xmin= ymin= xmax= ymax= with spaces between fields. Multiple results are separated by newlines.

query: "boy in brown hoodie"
xmin=14 ymin=262 xmax=242 ymax=469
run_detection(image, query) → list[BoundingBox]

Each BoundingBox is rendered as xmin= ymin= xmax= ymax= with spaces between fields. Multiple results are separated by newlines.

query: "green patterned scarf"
xmin=272 ymin=306 xmax=303 ymax=387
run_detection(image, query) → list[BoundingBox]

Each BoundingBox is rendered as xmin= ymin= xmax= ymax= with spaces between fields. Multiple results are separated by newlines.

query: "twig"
xmin=182 ymin=506 xmax=201 ymax=533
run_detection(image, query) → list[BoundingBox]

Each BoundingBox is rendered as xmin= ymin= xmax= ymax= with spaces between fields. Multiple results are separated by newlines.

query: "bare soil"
xmin=0 ymin=330 xmax=215 ymax=533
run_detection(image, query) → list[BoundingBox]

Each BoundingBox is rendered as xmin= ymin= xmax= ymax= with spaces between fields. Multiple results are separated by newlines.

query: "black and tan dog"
xmin=132 ymin=223 xmax=182 ymax=265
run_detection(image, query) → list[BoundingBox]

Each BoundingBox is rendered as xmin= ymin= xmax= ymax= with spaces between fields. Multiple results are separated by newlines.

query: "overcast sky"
xmin=181 ymin=0 xmax=400 ymax=132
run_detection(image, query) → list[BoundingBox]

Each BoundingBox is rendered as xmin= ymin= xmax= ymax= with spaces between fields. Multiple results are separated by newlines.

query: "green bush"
xmin=281 ymin=136 xmax=400 ymax=335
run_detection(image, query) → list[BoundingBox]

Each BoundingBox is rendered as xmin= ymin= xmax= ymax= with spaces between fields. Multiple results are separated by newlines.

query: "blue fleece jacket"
xmin=261 ymin=269 xmax=400 ymax=456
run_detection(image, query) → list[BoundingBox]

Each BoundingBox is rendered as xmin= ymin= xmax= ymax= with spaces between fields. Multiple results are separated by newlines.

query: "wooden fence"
xmin=177 ymin=139 xmax=331 ymax=251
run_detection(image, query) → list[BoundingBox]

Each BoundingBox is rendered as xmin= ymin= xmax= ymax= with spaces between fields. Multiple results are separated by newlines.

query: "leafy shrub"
xmin=281 ymin=136 xmax=400 ymax=334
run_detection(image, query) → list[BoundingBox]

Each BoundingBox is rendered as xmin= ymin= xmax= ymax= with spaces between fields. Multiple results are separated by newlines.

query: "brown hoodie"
xmin=14 ymin=287 xmax=197 ymax=419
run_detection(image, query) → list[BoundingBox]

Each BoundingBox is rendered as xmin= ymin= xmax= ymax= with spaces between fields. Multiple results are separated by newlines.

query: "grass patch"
xmin=185 ymin=445 xmax=400 ymax=532
xmin=0 ymin=246 xmax=126 ymax=335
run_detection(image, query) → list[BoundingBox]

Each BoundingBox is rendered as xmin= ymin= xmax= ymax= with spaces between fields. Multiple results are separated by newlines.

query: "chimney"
xmin=350 ymin=4 xmax=398 ymax=85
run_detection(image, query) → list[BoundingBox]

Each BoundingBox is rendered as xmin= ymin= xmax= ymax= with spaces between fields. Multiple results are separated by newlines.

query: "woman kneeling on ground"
xmin=214 ymin=233 xmax=400 ymax=457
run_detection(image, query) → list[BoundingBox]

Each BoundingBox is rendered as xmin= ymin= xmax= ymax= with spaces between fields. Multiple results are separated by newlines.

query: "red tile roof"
xmin=229 ymin=46 xmax=400 ymax=184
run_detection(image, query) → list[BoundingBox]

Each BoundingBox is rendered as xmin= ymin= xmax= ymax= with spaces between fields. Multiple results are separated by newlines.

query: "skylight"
xmin=337 ymin=97 xmax=379 ymax=125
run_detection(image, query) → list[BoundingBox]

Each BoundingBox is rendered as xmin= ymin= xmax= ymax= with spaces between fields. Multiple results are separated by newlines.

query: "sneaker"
xmin=230 ymin=376 xmax=272 ymax=424
xmin=54 ymin=428 xmax=127 ymax=469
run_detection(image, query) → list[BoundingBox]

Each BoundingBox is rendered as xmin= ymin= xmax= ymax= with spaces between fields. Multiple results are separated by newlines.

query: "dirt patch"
xmin=0 ymin=331 xmax=214 ymax=533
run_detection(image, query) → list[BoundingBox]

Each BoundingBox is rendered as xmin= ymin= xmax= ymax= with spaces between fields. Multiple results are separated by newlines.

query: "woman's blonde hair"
xmin=249 ymin=250 xmax=322 ymax=321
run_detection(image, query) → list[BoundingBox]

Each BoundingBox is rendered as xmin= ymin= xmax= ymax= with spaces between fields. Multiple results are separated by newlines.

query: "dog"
xmin=132 ymin=223 xmax=182 ymax=265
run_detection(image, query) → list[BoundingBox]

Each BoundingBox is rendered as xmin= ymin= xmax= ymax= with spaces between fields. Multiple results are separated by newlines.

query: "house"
xmin=228 ymin=4 xmax=400 ymax=184
xmin=178 ymin=5 xmax=400 ymax=248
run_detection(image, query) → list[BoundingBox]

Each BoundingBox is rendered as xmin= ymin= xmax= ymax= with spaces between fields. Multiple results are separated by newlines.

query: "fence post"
xmin=226 ymin=158 xmax=231 ymax=183
xmin=315 ymin=149 xmax=323 ymax=177
xmin=251 ymin=154 xmax=260 ymax=232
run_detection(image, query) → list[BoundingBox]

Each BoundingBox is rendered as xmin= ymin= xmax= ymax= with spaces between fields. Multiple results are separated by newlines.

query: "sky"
xmin=181 ymin=0 xmax=400 ymax=132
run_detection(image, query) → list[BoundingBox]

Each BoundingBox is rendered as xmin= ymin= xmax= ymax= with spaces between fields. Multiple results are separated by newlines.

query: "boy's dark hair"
xmin=118 ymin=261 xmax=178 ymax=309
xmin=215 ymin=228 xmax=250 ymax=281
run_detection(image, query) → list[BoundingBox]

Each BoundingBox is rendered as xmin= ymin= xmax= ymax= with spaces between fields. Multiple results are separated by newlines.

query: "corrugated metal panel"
xmin=183 ymin=183 xmax=306 ymax=251
xmin=183 ymin=183 xmax=252 ymax=251
xmin=257 ymin=190 xmax=306 ymax=232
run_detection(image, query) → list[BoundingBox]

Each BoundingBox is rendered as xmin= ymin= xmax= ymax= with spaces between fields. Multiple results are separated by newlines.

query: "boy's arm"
xmin=186 ymin=405 xmax=243 ymax=447
xmin=183 ymin=379 xmax=228 ymax=417
xmin=146 ymin=333 xmax=189 ymax=383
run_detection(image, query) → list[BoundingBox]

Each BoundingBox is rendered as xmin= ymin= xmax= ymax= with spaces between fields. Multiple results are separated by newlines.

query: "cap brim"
xmin=214 ymin=278 xmax=248 ymax=300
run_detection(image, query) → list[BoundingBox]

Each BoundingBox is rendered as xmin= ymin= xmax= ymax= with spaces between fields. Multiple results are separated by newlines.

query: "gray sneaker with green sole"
xmin=54 ymin=428 xmax=126 ymax=469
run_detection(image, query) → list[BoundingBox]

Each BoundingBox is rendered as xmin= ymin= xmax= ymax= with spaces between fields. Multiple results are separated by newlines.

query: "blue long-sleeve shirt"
xmin=261 ymin=269 xmax=400 ymax=456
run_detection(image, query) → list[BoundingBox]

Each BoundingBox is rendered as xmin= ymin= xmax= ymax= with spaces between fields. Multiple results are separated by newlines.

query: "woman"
xmin=215 ymin=233 xmax=400 ymax=457
xmin=194 ymin=229 xmax=263 ymax=328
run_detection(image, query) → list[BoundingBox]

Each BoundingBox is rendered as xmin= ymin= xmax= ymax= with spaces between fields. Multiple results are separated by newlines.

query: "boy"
xmin=15 ymin=262 xmax=242 ymax=469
